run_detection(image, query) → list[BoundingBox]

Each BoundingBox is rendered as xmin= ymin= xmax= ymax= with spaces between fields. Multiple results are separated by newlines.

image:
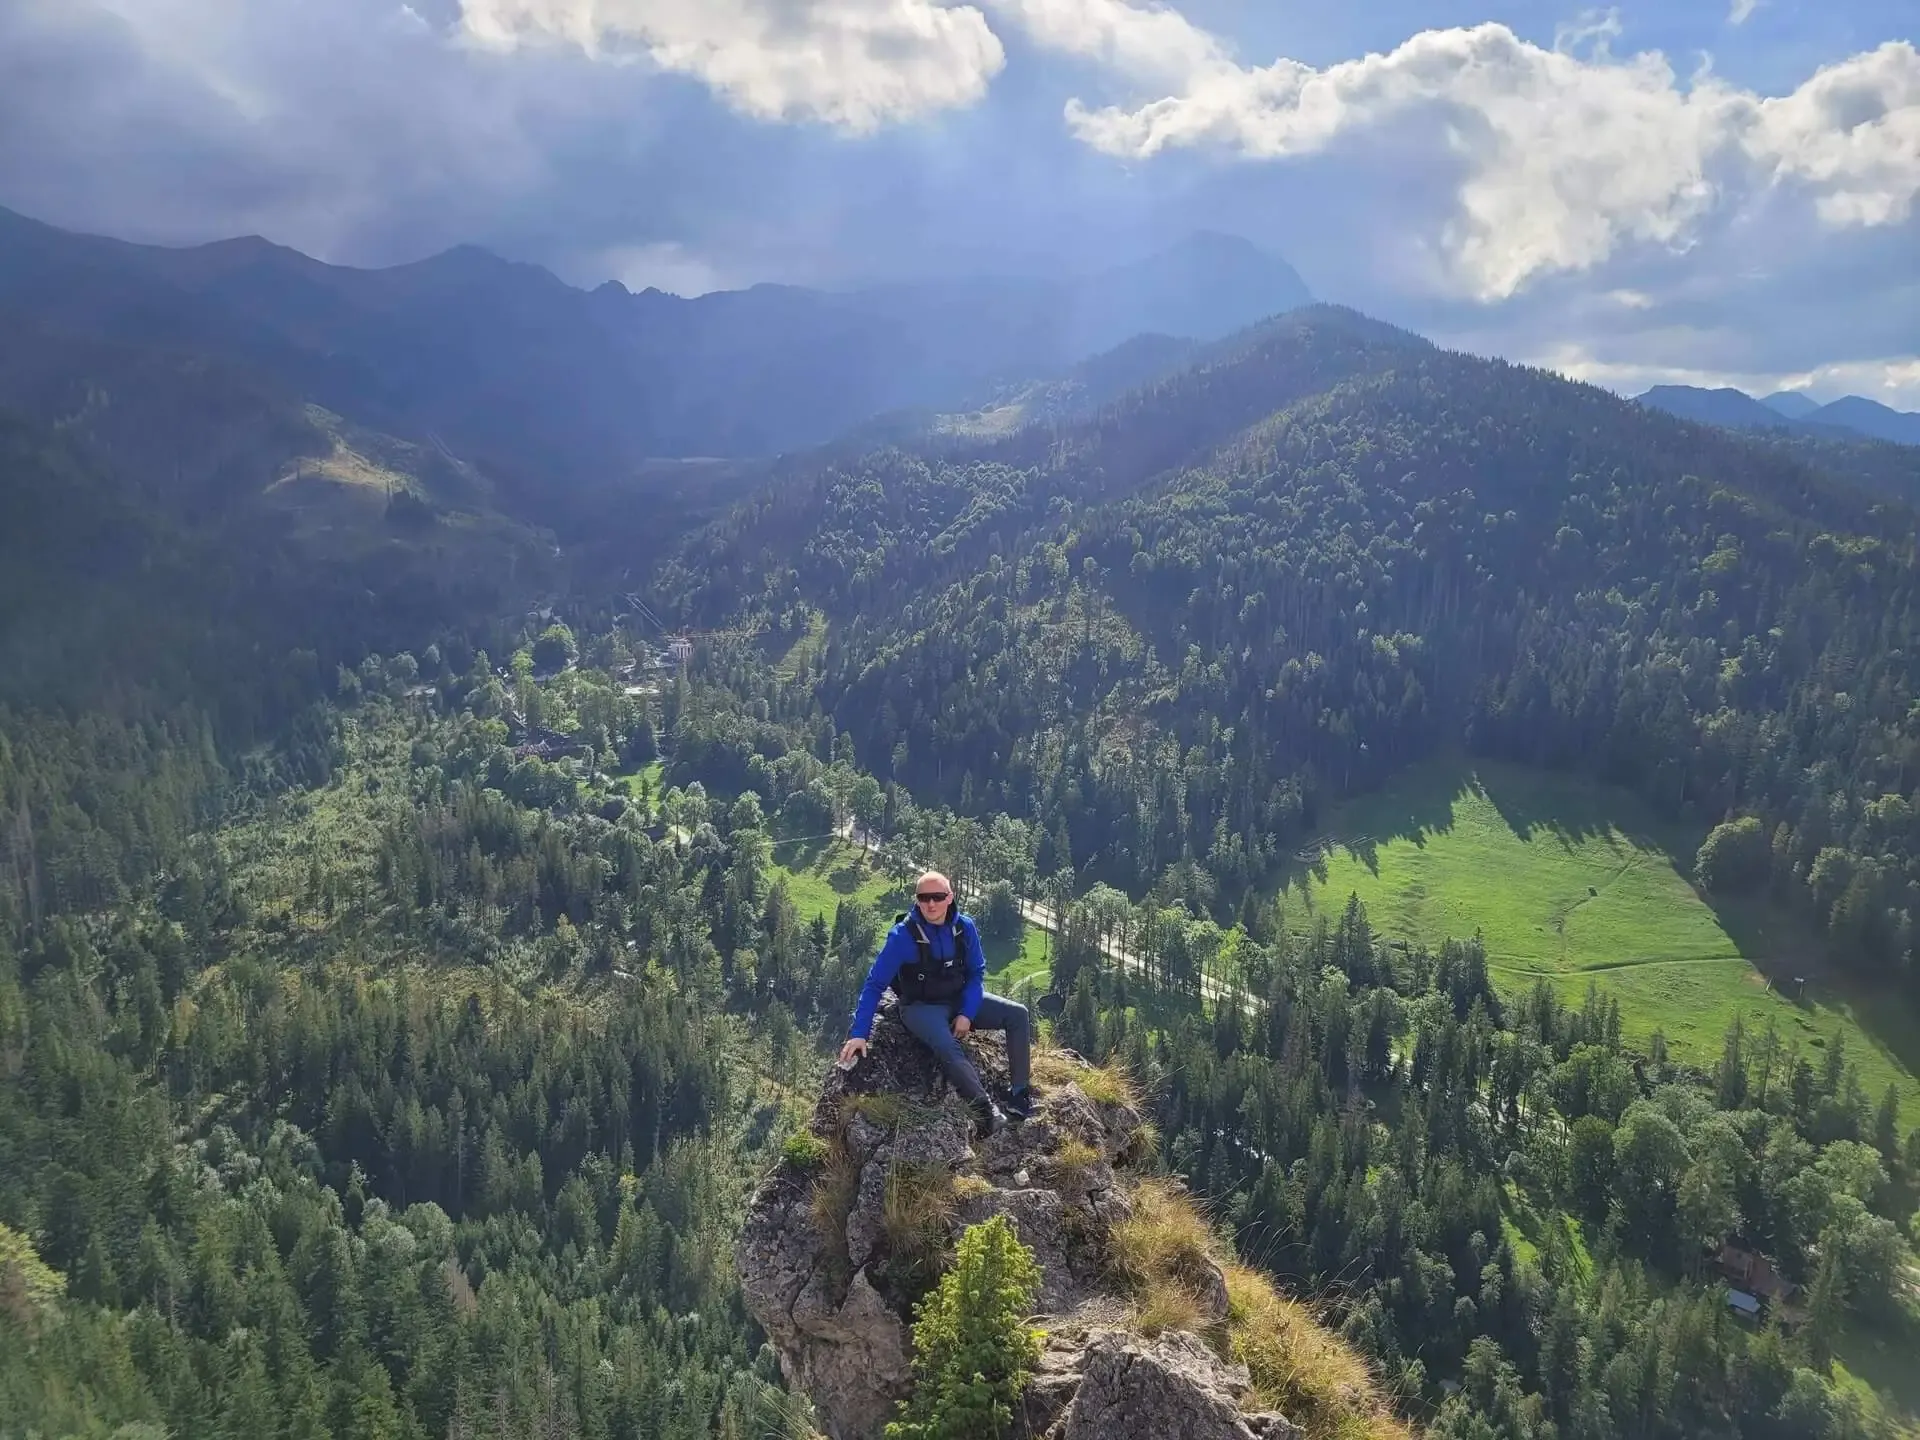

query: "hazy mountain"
xmin=1813 ymin=395 xmax=1920 ymax=447
xmin=1761 ymin=390 xmax=1821 ymax=419
xmin=1638 ymin=381 xmax=1919 ymax=448
xmin=0 ymin=206 xmax=1311 ymax=497
xmin=1635 ymin=385 xmax=1801 ymax=432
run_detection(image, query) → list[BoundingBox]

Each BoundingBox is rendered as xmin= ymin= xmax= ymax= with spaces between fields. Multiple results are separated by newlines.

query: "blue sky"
xmin=1 ymin=0 xmax=1916 ymax=406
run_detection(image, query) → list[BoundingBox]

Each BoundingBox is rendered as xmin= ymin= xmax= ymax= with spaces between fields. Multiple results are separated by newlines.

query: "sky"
xmin=1 ymin=0 xmax=1916 ymax=407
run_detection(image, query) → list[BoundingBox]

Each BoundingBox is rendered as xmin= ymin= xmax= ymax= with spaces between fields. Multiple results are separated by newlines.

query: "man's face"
xmin=915 ymin=876 xmax=952 ymax=921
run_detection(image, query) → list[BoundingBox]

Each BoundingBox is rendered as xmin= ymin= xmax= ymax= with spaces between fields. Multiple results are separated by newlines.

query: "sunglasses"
xmin=915 ymin=890 xmax=951 ymax=903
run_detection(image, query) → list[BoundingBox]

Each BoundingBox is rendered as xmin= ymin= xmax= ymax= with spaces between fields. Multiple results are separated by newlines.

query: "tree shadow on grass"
xmin=1472 ymin=758 xmax=1662 ymax=853
xmin=1833 ymin=1312 xmax=1920 ymax=1431
xmin=1278 ymin=758 xmax=1466 ymax=891
xmin=769 ymin=830 xmax=836 ymax=872
xmin=827 ymin=857 xmax=870 ymax=895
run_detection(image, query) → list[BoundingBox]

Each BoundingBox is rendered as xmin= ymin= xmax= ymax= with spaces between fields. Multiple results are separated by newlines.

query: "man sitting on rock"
xmin=837 ymin=870 xmax=1035 ymax=1137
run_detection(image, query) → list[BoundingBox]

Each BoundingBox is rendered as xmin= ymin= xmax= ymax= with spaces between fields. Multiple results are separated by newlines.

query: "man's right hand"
xmin=838 ymin=1038 xmax=869 ymax=1066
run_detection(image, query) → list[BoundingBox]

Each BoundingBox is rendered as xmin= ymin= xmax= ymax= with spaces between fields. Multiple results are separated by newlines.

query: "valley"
xmin=4 ymin=199 xmax=1920 ymax=1440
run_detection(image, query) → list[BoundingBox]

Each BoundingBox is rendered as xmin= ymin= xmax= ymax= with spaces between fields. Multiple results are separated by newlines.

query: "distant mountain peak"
xmin=1761 ymin=390 xmax=1820 ymax=420
xmin=1637 ymin=383 xmax=1919 ymax=448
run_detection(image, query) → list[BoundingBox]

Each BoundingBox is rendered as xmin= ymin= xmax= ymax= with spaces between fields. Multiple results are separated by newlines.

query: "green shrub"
xmin=886 ymin=1215 xmax=1043 ymax=1440
xmin=782 ymin=1129 xmax=829 ymax=1168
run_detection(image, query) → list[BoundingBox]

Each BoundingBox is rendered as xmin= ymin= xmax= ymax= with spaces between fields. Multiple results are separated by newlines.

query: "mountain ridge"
xmin=0 ymin=204 xmax=1312 ymax=484
xmin=1636 ymin=381 xmax=1920 ymax=447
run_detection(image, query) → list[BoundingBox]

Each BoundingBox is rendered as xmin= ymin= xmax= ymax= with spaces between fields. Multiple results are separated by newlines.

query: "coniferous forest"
xmin=4 ymin=277 xmax=1920 ymax=1440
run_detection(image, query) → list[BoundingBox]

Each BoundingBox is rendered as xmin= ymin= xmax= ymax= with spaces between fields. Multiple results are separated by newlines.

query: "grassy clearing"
xmin=610 ymin=759 xmax=665 ymax=807
xmin=1284 ymin=760 xmax=1735 ymax=970
xmin=1832 ymin=1311 xmax=1920 ymax=1438
xmin=774 ymin=610 xmax=829 ymax=682
xmin=986 ymin=923 xmax=1050 ymax=995
xmin=1279 ymin=759 xmax=1920 ymax=1121
xmin=767 ymin=835 xmax=904 ymax=926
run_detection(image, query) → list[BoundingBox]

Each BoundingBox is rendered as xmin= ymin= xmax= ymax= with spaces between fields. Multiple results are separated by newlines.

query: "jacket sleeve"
xmin=849 ymin=926 xmax=909 ymax=1040
xmin=958 ymin=916 xmax=986 ymax=1021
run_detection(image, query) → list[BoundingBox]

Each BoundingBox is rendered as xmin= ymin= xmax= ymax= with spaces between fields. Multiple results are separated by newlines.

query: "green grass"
xmin=985 ymin=923 xmax=1050 ymax=997
xmin=1278 ymin=759 xmax=1920 ymax=1122
xmin=611 ymin=759 xmax=665 ymax=806
xmin=767 ymin=834 xmax=905 ymax=926
xmin=1832 ymin=1309 xmax=1920 ymax=1437
xmin=774 ymin=610 xmax=829 ymax=682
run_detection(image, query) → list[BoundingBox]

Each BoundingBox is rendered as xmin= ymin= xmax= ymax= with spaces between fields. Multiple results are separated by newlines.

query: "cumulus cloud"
xmin=0 ymin=0 xmax=1912 ymax=418
xmin=994 ymin=0 xmax=1920 ymax=303
xmin=457 ymin=0 xmax=1006 ymax=130
xmin=1728 ymin=0 xmax=1760 ymax=25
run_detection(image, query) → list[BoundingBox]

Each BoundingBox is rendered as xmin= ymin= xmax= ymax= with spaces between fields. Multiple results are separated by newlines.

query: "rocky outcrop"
xmin=1054 ymin=1330 xmax=1300 ymax=1440
xmin=737 ymin=993 xmax=1291 ymax=1440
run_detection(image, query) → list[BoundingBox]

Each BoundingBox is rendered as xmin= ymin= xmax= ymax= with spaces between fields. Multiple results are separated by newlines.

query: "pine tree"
xmin=886 ymin=1216 xmax=1043 ymax=1440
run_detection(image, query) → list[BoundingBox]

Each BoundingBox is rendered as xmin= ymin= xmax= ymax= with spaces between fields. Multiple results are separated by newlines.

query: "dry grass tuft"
xmin=1105 ymin=1181 xmax=1410 ymax=1439
xmin=808 ymin=1128 xmax=862 ymax=1248
xmin=1110 ymin=1178 xmax=1229 ymax=1343
xmin=1050 ymin=1137 xmax=1101 ymax=1188
xmin=844 ymin=1091 xmax=909 ymax=1126
xmin=1111 ymin=1178 xmax=1217 ymax=1294
xmin=882 ymin=1160 xmax=960 ymax=1289
xmin=1222 ymin=1263 xmax=1414 ymax=1440
xmin=951 ymin=1173 xmax=995 ymax=1201
xmin=1031 ymin=1047 xmax=1142 ymax=1110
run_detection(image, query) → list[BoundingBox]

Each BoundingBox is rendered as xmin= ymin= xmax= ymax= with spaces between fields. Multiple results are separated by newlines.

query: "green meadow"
xmin=1279 ymin=760 xmax=1920 ymax=1121
xmin=766 ymin=833 xmax=904 ymax=924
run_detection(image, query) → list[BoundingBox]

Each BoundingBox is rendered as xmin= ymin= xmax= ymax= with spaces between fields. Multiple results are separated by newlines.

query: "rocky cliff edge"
xmin=739 ymin=995 xmax=1413 ymax=1440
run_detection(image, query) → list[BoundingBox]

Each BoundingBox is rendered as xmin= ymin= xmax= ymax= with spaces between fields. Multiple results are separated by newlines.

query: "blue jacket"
xmin=848 ymin=911 xmax=985 ymax=1040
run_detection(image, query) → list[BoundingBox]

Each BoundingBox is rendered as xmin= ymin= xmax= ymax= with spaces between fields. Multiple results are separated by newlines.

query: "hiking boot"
xmin=970 ymin=1097 xmax=1005 ymax=1140
xmin=1004 ymin=1085 xmax=1037 ymax=1122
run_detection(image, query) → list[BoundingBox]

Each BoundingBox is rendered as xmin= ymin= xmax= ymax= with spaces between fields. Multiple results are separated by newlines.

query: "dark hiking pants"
xmin=898 ymin=993 xmax=1031 ymax=1105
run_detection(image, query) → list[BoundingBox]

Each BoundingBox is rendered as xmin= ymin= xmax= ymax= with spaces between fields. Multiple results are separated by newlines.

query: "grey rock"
xmin=738 ymin=994 xmax=1282 ymax=1440
xmin=1055 ymin=1330 xmax=1297 ymax=1440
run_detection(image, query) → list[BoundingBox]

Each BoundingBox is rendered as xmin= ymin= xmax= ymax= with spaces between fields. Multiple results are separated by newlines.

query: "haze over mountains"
xmin=1636 ymin=383 xmax=1920 ymax=447
xmin=0 ymin=206 xmax=1310 ymax=480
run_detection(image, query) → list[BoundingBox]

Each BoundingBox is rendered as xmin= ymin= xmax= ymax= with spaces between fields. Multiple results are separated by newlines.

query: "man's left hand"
xmin=951 ymin=1015 xmax=972 ymax=1039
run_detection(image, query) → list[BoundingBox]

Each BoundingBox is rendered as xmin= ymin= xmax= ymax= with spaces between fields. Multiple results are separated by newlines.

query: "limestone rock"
xmin=1053 ymin=1330 xmax=1301 ymax=1440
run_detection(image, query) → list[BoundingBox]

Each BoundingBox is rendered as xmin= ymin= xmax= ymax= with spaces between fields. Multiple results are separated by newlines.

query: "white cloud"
xmin=580 ymin=240 xmax=731 ymax=296
xmin=994 ymin=1 xmax=1920 ymax=303
xmin=1534 ymin=343 xmax=1920 ymax=410
xmin=986 ymin=0 xmax=1224 ymax=87
xmin=1728 ymin=0 xmax=1760 ymax=25
xmin=458 ymin=0 xmax=1006 ymax=131
xmin=1746 ymin=44 xmax=1920 ymax=227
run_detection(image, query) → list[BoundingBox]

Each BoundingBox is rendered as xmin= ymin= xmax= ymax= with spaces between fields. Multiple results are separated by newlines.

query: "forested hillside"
xmin=6 ymin=266 xmax=1920 ymax=1440
xmin=664 ymin=307 xmax=1920 ymax=1006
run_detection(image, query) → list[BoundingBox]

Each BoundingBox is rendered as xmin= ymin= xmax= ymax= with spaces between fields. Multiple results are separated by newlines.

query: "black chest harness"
xmin=890 ymin=914 xmax=969 ymax=1007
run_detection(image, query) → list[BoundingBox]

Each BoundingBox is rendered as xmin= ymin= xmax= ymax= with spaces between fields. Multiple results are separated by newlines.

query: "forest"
xmin=4 ymin=298 xmax=1920 ymax=1439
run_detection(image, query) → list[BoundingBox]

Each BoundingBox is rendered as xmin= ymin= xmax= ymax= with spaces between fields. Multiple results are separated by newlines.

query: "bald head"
xmin=914 ymin=871 xmax=954 ymax=921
